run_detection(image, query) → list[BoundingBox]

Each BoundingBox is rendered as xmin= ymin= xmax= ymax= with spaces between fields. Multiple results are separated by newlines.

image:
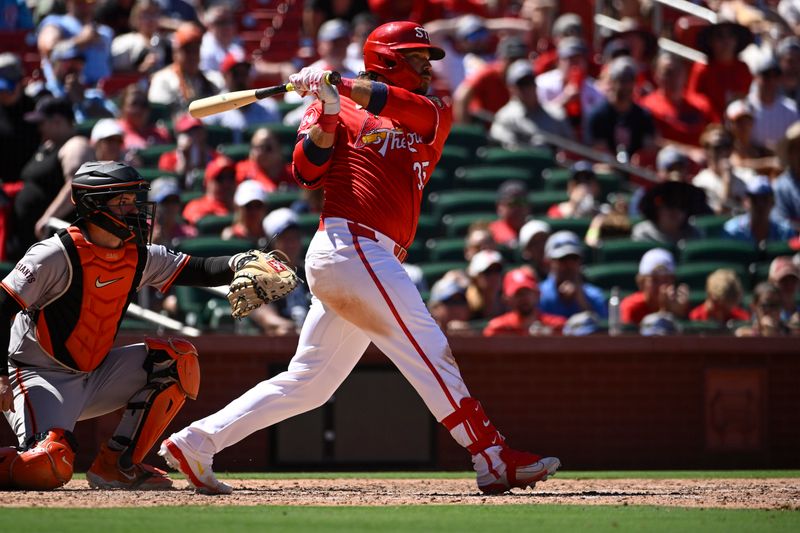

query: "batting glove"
xmin=289 ymin=67 xmax=339 ymax=114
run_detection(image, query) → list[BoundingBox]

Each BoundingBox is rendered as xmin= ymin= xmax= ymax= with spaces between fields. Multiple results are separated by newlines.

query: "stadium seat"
xmin=426 ymin=237 xmax=466 ymax=262
xmin=678 ymin=239 xmax=758 ymax=265
xmin=478 ymin=147 xmax=554 ymax=187
xmin=689 ymin=214 xmax=730 ymax=238
xmin=75 ymin=118 xmax=99 ymax=138
xmin=750 ymin=261 xmax=770 ymax=286
xmin=415 ymin=214 xmax=441 ymax=242
xmin=195 ymin=214 xmax=234 ymax=236
xmin=454 ymin=165 xmax=535 ymax=190
xmin=762 ymin=241 xmax=794 ymax=261
xmin=540 ymin=217 xmax=591 ymax=237
xmin=149 ymin=102 xmax=172 ymax=124
xmin=297 ymin=212 xmax=322 ymax=235
xmin=418 ymin=261 xmax=468 ymax=288
xmin=203 ymin=124 xmax=234 ymax=148
xmin=405 ymin=241 xmax=427 ymax=264
xmin=268 ymin=189 xmax=302 ymax=209
xmin=426 ymin=167 xmax=452 ymax=193
xmin=218 ymin=143 xmax=251 ymax=162
xmin=446 ymin=123 xmax=488 ymax=152
xmin=138 ymin=144 xmax=176 ymax=167
xmin=675 ymin=262 xmax=748 ymax=291
xmin=437 ymin=145 xmax=473 ymax=173
xmin=427 ymin=190 xmax=498 ymax=220
xmin=442 ymin=212 xmax=495 ymax=237
xmin=529 ymin=190 xmax=568 ymax=215
xmin=179 ymin=190 xmax=203 ymax=205
xmin=582 ymin=262 xmax=640 ymax=292
xmin=138 ymin=168 xmax=178 ymax=182
xmin=175 ymin=236 xmax=252 ymax=257
xmin=541 ymin=167 xmax=623 ymax=197
xmin=594 ymin=240 xmax=672 ymax=264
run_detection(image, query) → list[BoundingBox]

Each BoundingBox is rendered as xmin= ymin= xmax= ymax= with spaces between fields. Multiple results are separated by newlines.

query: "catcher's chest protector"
xmin=36 ymin=227 xmax=145 ymax=371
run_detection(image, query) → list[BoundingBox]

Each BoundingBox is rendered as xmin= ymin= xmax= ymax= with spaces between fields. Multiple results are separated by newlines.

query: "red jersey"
xmin=688 ymin=303 xmax=750 ymax=323
xmin=686 ymin=60 xmax=752 ymax=120
xmin=488 ymin=219 xmax=519 ymax=247
xmin=234 ymin=159 xmax=293 ymax=192
xmin=182 ymin=196 xmax=231 ymax=225
xmin=620 ymin=291 xmax=655 ymax=325
xmin=639 ymin=89 xmax=715 ymax=147
xmin=293 ymin=87 xmax=452 ymax=249
xmin=483 ymin=310 xmax=565 ymax=336
xmin=462 ymin=62 xmax=511 ymax=116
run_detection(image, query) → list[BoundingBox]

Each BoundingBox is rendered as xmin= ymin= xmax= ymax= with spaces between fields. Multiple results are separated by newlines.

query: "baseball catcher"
xmin=0 ymin=161 xmax=292 ymax=490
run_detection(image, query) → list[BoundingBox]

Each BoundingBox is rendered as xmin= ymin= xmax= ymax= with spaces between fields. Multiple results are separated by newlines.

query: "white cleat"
xmin=478 ymin=448 xmax=560 ymax=495
xmin=158 ymin=438 xmax=233 ymax=495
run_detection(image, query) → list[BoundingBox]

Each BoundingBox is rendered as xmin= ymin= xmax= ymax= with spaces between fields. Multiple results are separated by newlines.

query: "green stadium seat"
xmin=763 ymin=241 xmax=794 ymax=261
xmin=437 ymin=145 xmax=472 ymax=173
xmin=442 ymin=212 xmax=495 ymax=237
xmin=204 ymin=124 xmax=235 ymax=148
xmin=425 ymin=167 xmax=452 ymax=193
xmin=454 ymin=165 xmax=535 ymax=190
xmin=445 ymin=123 xmax=487 ymax=152
xmin=750 ymin=261 xmax=771 ymax=286
xmin=678 ymin=239 xmax=758 ymax=264
xmin=405 ymin=241 xmax=427 ymax=263
xmin=179 ymin=190 xmax=203 ymax=205
xmin=426 ymin=237 xmax=466 ymax=262
xmin=75 ymin=118 xmax=100 ymax=138
xmin=176 ymin=236 xmax=252 ymax=256
xmin=675 ymin=262 xmax=748 ymax=291
xmin=678 ymin=320 xmax=732 ymax=335
xmin=427 ymin=189 xmax=498 ymax=220
xmin=582 ymin=262 xmax=640 ymax=291
xmin=218 ymin=143 xmax=250 ymax=162
xmin=138 ymin=144 xmax=176 ymax=167
xmin=540 ymin=217 xmax=591 ymax=237
xmin=541 ymin=167 xmax=623 ymax=197
xmin=297 ymin=212 xmax=322 ymax=235
xmin=149 ymin=102 xmax=172 ymax=124
xmin=478 ymin=147 xmax=553 ymax=188
xmin=138 ymin=168 xmax=178 ymax=182
xmin=529 ymin=190 xmax=568 ymax=215
xmin=594 ymin=240 xmax=672 ymax=264
xmin=418 ymin=261 xmax=468 ymax=287
xmin=415 ymin=214 xmax=441 ymax=242
xmin=277 ymin=100 xmax=303 ymax=119
xmin=690 ymin=214 xmax=730 ymax=238
xmin=268 ymin=189 xmax=302 ymax=209
xmin=195 ymin=214 xmax=234 ymax=236
xmin=0 ymin=261 xmax=15 ymax=278
xmin=688 ymin=289 xmax=707 ymax=309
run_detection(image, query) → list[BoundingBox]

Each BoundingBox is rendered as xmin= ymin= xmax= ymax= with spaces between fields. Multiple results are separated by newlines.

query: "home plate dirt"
xmin=3 ymin=478 xmax=798 ymax=509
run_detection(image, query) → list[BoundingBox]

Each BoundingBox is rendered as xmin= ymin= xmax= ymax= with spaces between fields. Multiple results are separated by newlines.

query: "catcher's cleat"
xmin=87 ymin=443 xmax=172 ymax=490
xmin=159 ymin=438 xmax=232 ymax=495
xmin=476 ymin=447 xmax=560 ymax=495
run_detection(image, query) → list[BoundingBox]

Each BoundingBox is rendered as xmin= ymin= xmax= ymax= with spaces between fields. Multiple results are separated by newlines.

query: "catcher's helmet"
xmin=71 ymin=161 xmax=155 ymax=245
xmin=363 ymin=21 xmax=445 ymax=93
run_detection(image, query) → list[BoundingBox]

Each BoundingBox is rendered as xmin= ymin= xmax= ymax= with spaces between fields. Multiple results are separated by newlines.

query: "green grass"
xmin=0 ymin=505 xmax=797 ymax=533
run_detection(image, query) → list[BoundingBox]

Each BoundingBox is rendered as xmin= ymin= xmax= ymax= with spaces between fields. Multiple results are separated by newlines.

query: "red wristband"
xmin=318 ymin=113 xmax=338 ymax=133
xmin=338 ymin=77 xmax=353 ymax=98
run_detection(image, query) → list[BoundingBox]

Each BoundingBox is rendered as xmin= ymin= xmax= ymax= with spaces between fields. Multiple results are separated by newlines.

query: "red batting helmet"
xmin=363 ymin=21 xmax=445 ymax=92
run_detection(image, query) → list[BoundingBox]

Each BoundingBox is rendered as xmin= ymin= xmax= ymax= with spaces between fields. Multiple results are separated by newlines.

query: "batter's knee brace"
xmin=5 ymin=429 xmax=78 ymax=490
xmin=113 ymin=338 xmax=200 ymax=468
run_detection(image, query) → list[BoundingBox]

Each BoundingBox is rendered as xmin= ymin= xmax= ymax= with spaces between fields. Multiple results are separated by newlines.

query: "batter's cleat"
xmin=158 ymin=438 xmax=232 ymax=495
xmin=87 ymin=443 xmax=173 ymax=490
xmin=477 ymin=448 xmax=560 ymax=495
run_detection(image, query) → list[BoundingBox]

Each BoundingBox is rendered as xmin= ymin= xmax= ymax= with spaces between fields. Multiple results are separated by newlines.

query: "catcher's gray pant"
xmin=4 ymin=344 xmax=148 ymax=447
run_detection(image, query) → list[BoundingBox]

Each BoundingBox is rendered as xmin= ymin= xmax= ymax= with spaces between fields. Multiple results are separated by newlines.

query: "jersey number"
xmin=413 ymin=161 xmax=430 ymax=190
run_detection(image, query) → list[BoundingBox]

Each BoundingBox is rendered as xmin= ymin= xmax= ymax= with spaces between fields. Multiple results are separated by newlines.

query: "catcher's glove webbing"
xmin=227 ymin=249 xmax=301 ymax=319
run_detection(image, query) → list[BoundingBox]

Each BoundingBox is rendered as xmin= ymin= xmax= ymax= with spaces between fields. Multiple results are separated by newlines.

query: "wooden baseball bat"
xmin=188 ymin=71 xmax=342 ymax=118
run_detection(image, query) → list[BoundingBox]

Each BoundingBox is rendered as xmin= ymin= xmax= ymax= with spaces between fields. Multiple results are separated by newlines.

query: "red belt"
xmin=318 ymin=218 xmax=407 ymax=263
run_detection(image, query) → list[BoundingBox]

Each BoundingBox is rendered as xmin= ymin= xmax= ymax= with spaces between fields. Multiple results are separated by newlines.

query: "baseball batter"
xmin=161 ymin=21 xmax=560 ymax=495
xmin=0 ymin=161 xmax=255 ymax=490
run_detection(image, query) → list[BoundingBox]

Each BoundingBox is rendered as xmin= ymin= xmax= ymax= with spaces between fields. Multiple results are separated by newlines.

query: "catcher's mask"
xmin=71 ymin=161 xmax=155 ymax=245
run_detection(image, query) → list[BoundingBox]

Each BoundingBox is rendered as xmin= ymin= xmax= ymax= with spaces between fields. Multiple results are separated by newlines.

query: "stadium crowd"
xmin=2 ymin=0 xmax=800 ymax=338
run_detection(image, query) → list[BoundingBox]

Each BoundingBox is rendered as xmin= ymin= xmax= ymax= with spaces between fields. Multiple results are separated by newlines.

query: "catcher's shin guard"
xmin=112 ymin=338 xmax=200 ymax=468
xmin=8 ymin=429 xmax=77 ymax=490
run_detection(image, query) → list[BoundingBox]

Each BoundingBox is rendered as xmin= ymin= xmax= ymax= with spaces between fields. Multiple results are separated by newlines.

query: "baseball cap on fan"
xmin=220 ymin=50 xmax=250 ymax=73
xmin=262 ymin=207 xmax=299 ymax=239
xmin=519 ymin=219 xmax=551 ymax=249
xmin=467 ymin=249 xmax=503 ymax=277
xmin=456 ymin=15 xmax=489 ymax=42
xmin=506 ymin=59 xmax=536 ymax=86
xmin=90 ymin=118 xmax=124 ymax=146
xmin=429 ymin=275 xmax=468 ymax=305
xmin=503 ymin=267 xmax=538 ymax=298
xmin=234 ymin=179 xmax=269 ymax=207
xmin=768 ymin=256 xmax=800 ymax=282
xmin=638 ymin=248 xmax=675 ymax=276
xmin=544 ymin=231 xmax=583 ymax=259
xmin=317 ymin=19 xmax=351 ymax=42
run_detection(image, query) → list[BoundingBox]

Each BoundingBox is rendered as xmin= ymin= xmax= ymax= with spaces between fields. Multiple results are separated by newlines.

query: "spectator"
xmin=303 ymin=0 xmax=370 ymax=41
xmin=117 ymin=85 xmax=170 ymax=153
xmin=688 ymin=268 xmax=750 ymax=325
xmin=489 ymin=59 xmax=574 ymax=151
xmin=427 ymin=270 xmax=472 ymax=334
xmin=746 ymin=54 xmax=799 ymax=151
xmin=453 ymin=35 xmax=530 ymax=124
xmin=465 ymin=249 xmax=506 ymax=320
xmin=221 ymin=180 xmax=270 ymax=244
xmin=722 ymin=175 xmax=796 ymax=243
xmin=687 ymin=20 xmax=753 ymax=120
xmin=0 ymin=0 xmax=33 ymax=30
xmin=89 ymin=118 xmax=125 ymax=161
xmin=735 ymin=282 xmax=788 ymax=336
xmin=110 ymin=0 xmax=169 ymax=75
xmin=725 ymin=99 xmax=778 ymax=182
xmin=202 ymin=52 xmax=281 ymax=142
xmin=639 ymin=311 xmax=680 ymax=336
xmin=532 ymin=12 xmax=583 ymax=76
xmin=182 ymin=155 xmax=236 ymax=226
xmin=148 ymin=176 xmax=195 ymax=247
xmin=546 ymin=160 xmax=600 ymax=219
xmin=536 ymin=37 xmax=604 ymax=136
xmin=483 ymin=267 xmax=565 ymax=336
xmin=692 ymin=125 xmax=748 ymax=214
xmin=777 ymin=36 xmax=800 ymax=109
xmin=8 ymin=97 xmax=92 ymax=260
xmin=774 ymin=121 xmax=800 ymax=227
xmin=344 ymin=11 xmax=378 ymax=74
xmin=518 ymin=219 xmax=551 ymax=280
xmin=767 ymin=256 xmax=800 ymax=321
xmin=158 ymin=113 xmax=221 ymax=189
xmin=562 ymin=310 xmax=604 ymax=336
xmin=148 ymin=22 xmax=223 ymax=113
xmin=248 ymin=207 xmax=312 ymax=335
xmin=599 ymin=21 xmax=658 ymax=98
xmin=37 ymin=0 xmax=114 ymax=86
xmin=584 ymin=200 xmax=633 ymax=248
xmin=620 ymin=248 xmax=689 ymax=325
xmin=28 ymin=41 xmax=118 ymax=122
xmin=539 ymin=230 xmax=607 ymax=318
xmin=235 ymin=127 xmax=294 ymax=191
xmin=0 ymin=53 xmax=39 ymax=182
xmin=463 ymin=221 xmax=497 ymax=262
xmin=629 ymin=145 xmax=692 ymax=217
xmin=587 ymin=56 xmax=656 ymax=161
xmin=199 ymin=5 xmax=244 ymax=73
xmin=639 ymin=51 xmax=715 ymax=148
xmin=489 ymin=180 xmax=530 ymax=248
xmin=633 ymin=181 xmax=706 ymax=245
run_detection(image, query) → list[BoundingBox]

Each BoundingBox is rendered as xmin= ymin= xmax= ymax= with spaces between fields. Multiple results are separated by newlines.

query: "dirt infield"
xmin=4 ymin=477 xmax=798 ymax=509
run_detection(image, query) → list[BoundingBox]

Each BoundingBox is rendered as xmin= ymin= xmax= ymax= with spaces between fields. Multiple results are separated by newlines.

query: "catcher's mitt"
xmin=227 ymin=249 xmax=301 ymax=319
